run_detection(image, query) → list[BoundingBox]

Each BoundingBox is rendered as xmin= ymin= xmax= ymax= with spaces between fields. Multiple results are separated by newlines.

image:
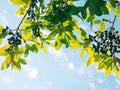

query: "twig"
xmin=15 ymin=6 xmax=31 ymax=33
xmin=111 ymin=15 xmax=116 ymax=28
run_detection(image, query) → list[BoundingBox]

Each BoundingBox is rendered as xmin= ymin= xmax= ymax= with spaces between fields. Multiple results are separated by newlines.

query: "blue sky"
xmin=0 ymin=0 xmax=120 ymax=90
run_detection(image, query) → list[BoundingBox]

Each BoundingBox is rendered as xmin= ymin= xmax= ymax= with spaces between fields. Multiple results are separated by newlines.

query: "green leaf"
xmin=95 ymin=6 xmax=102 ymax=16
xmin=105 ymin=59 xmax=112 ymax=76
xmin=24 ymin=49 xmax=29 ymax=57
xmin=0 ymin=38 xmax=3 ymax=44
xmin=19 ymin=58 xmax=27 ymax=65
xmin=47 ymin=30 xmax=58 ymax=39
xmin=100 ymin=6 xmax=109 ymax=14
xmin=87 ymin=15 xmax=95 ymax=22
xmin=13 ymin=63 xmax=21 ymax=71
xmin=55 ymin=38 xmax=62 ymax=50
xmin=29 ymin=44 xmax=38 ymax=53
xmin=80 ymin=28 xmax=87 ymax=40
xmin=92 ymin=20 xmax=101 ymax=24
xmin=97 ymin=61 xmax=105 ymax=70
xmin=83 ymin=40 xmax=91 ymax=48
xmin=110 ymin=0 xmax=116 ymax=8
xmin=81 ymin=8 xmax=87 ymax=19
xmin=116 ymin=57 xmax=120 ymax=65
xmin=60 ymin=38 xmax=70 ymax=48
xmin=70 ymin=5 xmax=82 ymax=15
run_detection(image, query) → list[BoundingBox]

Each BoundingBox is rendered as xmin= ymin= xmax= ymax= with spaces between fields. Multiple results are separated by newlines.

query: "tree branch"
xmin=15 ymin=6 xmax=31 ymax=33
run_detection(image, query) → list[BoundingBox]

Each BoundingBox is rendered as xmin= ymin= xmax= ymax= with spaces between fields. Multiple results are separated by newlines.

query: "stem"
xmin=112 ymin=55 xmax=117 ymax=66
xmin=104 ymin=15 xmax=116 ymax=31
xmin=16 ymin=13 xmax=27 ymax=33
xmin=111 ymin=15 xmax=116 ymax=28
xmin=16 ymin=6 xmax=31 ymax=33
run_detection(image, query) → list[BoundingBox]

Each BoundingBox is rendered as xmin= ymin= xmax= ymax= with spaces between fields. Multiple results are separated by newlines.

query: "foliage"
xmin=0 ymin=0 xmax=120 ymax=78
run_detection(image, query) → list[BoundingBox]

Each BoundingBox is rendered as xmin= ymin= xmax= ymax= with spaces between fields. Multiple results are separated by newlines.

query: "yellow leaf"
xmin=69 ymin=1 xmax=75 ymax=4
xmin=106 ymin=4 xmax=116 ymax=12
xmin=106 ymin=4 xmax=118 ymax=17
xmin=0 ymin=25 xmax=3 ymax=34
xmin=1 ymin=55 xmax=11 ymax=70
xmin=0 ymin=45 xmax=10 ymax=51
xmin=16 ymin=7 xmax=26 ymax=16
xmin=87 ymin=48 xmax=94 ymax=57
xmin=41 ymin=46 xmax=48 ymax=53
xmin=105 ymin=67 xmax=112 ymax=76
xmin=22 ymin=34 xmax=33 ymax=41
xmin=73 ymin=25 xmax=79 ymax=32
xmin=118 ymin=48 xmax=120 ymax=51
xmin=70 ymin=40 xmax=83 ymax=49
xmin=55 ymin=38 xmax=62 ymax=50
xmin=10 ymin=0 xmax=23 ymax=5
xmin=63 ymin=20 xmax=70 ymax=27
xmin=42 ymin=20 xmax=50 ymax=25
xmin=114 ymin=66 xmax=120 ymax=78
xmin=86 ymin=57 xmax=93 ymax=67
xmin=100 ymin=22 xmax=106 ymax=32
xmin=80 ymin=48 xmax=85 ymax=59
xmin=19 ymin=46 xmax=25 ymax=51
xmin=14 ymin=54 xmax=19 ymax=63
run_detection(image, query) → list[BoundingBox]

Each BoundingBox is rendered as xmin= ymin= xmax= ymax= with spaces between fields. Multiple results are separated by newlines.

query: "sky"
xmin=0 ymin=0 xmax=120 ymax=90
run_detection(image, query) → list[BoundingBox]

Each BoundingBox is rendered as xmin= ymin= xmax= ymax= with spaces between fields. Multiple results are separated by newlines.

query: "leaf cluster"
xmin=0 ymin=0 xmax=120 ymax=78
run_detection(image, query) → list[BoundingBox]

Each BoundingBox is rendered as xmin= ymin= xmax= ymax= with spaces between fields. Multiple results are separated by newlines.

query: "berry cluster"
xmin=27 ymin=0 xmax=38 ymax=21
xmin=1 ymin=26 xmax=22 ymax=52
xmin=6 ymin=32 xmax=22 ymax=52
xmin=89 ymin=28 xmax=120 ymax=57
xmin=32 ymin=25 xmax=40 ymax=37
xmin=7 ymin=32 xmax=22 ymax=46
xmin=2 ymin=26 xmax=9 ymax=33
xmin=27 ymin=0 xmax=41 ymax=38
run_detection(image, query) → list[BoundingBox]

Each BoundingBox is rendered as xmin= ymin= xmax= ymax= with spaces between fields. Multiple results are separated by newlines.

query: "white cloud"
xmin=23 ymin=66 xmax=39 ymax=79
xmin=77 ymin=64 xmax=96 ymax=76
xmin=2 ymin=76 xmax=13 ymax=83
xmin=28 ymin=69 xmax=39 ymax=79
xmin=115 ymin=78 xmax=120 ymax=86
xmin=24 ymin=83 xmax=29 ymax=88
xmin=0 ymin=13 xmax=8 ymax=26
xmin=47 ymin=80 xmax=53 ymax=85
xmin=3 ymin=10 xmax=7 ymax=14
xmin=78 ymin=68 xmax=85 ymax=74
xmin=89 ymin=81 xmax=96 ymax=90
xmin=48 ymin=46 xmax=68 ymax=61
xmin=77 ymin=64 xmax=86 ymax=74
xmin=67 ymin=62 xmax=74 ymax=70
xmin=97 ymin=78 xmax=104 ymax=83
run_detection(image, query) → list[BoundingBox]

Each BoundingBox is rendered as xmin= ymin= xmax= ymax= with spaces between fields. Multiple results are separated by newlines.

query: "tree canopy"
xmin=0 ymin=0 xmax=120 ymax=78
